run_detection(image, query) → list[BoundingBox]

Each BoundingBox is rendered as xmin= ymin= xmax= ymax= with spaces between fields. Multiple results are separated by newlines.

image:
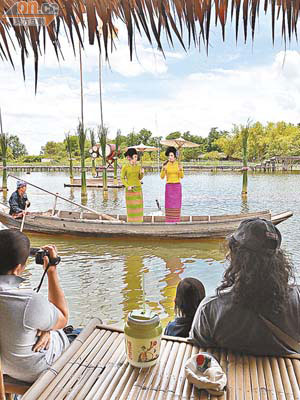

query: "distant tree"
xmin=126 ymin=130 xmax=139 ymax=146
xmin=207 ymin=127 xmax=228 ymax=152
xmin=63 ymin=135 xmax=80 ymax=156
xmin=7 ymin=135 xmax=28 ymax=159
xmin=166 ymin=131 xmax=181 ymax=140
xmin=137 ymin=128 xmax=152 ymax=144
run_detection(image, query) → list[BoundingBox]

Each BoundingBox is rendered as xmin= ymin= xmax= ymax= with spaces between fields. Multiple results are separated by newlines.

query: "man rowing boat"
xmin=9 ymin=180 xmax=30 ymax=218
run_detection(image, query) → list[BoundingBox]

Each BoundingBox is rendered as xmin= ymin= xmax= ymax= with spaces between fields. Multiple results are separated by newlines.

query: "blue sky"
xmin=0 ymin=8 xmax=300 ymax=154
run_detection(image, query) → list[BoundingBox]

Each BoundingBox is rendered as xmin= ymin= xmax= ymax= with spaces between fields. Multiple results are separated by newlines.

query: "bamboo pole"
xmin=241 ymin=123 xmax=249 ymax=197
xmin=78 ymin=42 xmax=87 ymax=198
xmin=135 ymin=340 xmax=168 ymax=400
xmin=235 ymin=353 xmax=244 ymax=400
xmin=269 ymin=357 xmax=286 ymax=400
xmin=22 ymin=319 xmax=101 ymax=400
xmin=262 ymin=357 xmax=277 ymax=399
xmin=37 ymin=330 xmax=105 ymax=400
xmin=155 ymin=341 xmax=180 ymax=400
xmin=248 ymin=355 xmax=260 ymax=400
xmin=242 ymin=355 xmax=252 ymax=400
xmin=89 ymin=129 xmax=96 ymax=177
xmin=256 ymin=357 xmax=268 ymax=400
xmin=114 ymin=130 xmax=121 ymax=184
xmin=278 ymin=357 xmax=294 ymax=399
xmin=291 ymin=359 xmax=300 ymax=388
xmin=226 ymin=351 xmax=236 ymax=400
xmin=65 ymin=133 xmax=74 ymax=184
xmin=8 ymin=174 xmax=118 ymax=221
xmin=173 ymin=343 xmax=193 ymax=400
xmin=85 ymin=350 xmax=127 ymax=400
xmin=144 ymin=340 xmax=174 ymax=400
xmin=0 ymin=110 xmax=8 ymax=192
xmin=74 ymin=333 xmax=125 ymax=400
xmin=180 ymin=344 xmax=200 ymax=400
xmin=52 ymin=331 xmax=118 ymax=400
xmin=0 ymin=356 xmax=5 ymax=400
xmin=283 ymin=358 xmax=300 ymax=399
xmin=165 ymin=342 xmax=187 ymax=400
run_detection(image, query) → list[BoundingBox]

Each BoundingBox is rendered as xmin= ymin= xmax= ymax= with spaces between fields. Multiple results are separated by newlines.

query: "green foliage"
xmin=21 ymin=155 xmax=42 ymax=163
xmin=207 ymin=127 xmax=228 ymax=152
xmin=7 ymin=135 xmax=28 ymax=158
xmin=202 ymin=151 xmax=223 ymax=160
xmin=216 ymin=121 xmax=300 ymax=161
xmin=166 ymin=131 xmax=181 ymax=140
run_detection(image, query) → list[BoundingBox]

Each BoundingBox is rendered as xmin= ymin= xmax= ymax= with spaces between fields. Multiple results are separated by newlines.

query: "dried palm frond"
xmin=0 ymin=1 xmax=299 ymax=89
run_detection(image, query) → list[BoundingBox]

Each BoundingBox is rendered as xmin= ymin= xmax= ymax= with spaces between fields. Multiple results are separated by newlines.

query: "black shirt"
xmin=9 ymin=191 xmax=29 ymax=215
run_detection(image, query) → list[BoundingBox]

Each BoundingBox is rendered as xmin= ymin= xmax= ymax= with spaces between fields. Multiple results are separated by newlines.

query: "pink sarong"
xmin=165 ymin=183 xmax=182 ymax=223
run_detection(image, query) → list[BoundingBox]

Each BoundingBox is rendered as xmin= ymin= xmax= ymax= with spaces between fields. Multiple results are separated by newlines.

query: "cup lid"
xmin=128 ymin=309 xmax=160 ymax=325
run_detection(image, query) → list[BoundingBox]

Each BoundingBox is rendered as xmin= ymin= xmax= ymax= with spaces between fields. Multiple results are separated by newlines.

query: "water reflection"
xmin=1 ymin=171 xmax=299 ymax=327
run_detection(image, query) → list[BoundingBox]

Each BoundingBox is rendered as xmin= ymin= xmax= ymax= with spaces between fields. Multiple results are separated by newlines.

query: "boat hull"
xmin=0 ymin=209 xmax=293 ymax=239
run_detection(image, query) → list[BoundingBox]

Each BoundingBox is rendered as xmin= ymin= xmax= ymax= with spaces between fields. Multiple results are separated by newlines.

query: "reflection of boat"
xmin=0 ymin=205 xmax=292 ymax=239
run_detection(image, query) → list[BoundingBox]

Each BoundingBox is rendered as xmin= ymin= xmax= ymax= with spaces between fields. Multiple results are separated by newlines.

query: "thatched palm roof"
xmin=0 ymin=1 xmax=299 ymax=90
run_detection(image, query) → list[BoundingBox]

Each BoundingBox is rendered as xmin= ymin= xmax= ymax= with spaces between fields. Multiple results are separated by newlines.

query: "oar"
xmin=8 ymin=174 xmax=120 ymax=222
xmin=20 ymin=202 xmax=28 ymax=232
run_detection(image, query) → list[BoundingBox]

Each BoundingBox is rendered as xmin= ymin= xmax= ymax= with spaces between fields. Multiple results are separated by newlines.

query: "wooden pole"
xmin=242 ymin=124 xmax=249 ymax=196
xmin=79 ymin=43 xmax=87 ymax=198
xmin=8 ymin=174 xmax=119 ymax=221
xmin=0 ymin=109 xmax=7 ymax=192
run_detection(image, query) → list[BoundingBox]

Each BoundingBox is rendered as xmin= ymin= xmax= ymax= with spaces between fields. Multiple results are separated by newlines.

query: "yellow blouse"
xmin=160 ymin=161 xmax=184 ymax=183
xmin=121 ymin=163 xmax=144 ymax=189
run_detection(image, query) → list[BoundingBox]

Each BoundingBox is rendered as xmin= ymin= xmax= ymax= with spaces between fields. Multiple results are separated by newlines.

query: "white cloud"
xmin=1 ymin=47 xmax=300 ymax=154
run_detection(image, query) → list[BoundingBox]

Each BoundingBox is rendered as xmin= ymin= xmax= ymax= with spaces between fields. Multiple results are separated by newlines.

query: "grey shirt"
xmin=0 ymin=275 xmax=69 ymax=383
xmin=190 ymin=286 xmax=300 ymax=356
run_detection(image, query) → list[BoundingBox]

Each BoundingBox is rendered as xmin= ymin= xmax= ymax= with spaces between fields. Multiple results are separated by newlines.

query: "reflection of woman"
xmin=160 ymin=147 xmax=184 ymax=223
xmin=121 ymin=148 xmax=144 ymax=223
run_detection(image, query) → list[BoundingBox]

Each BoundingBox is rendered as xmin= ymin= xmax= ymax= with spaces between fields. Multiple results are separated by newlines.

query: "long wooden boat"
xmin=0 ymin=204 xmax=292 ymax=239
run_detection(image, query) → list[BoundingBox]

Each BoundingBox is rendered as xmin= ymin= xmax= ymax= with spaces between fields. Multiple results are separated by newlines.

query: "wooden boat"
xmin=0 ymin=203 xmax=292 ymax=239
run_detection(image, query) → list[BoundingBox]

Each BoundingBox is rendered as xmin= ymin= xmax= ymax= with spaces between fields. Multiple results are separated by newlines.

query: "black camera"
xmin=30 ymin=248 xmax=61 ymax=266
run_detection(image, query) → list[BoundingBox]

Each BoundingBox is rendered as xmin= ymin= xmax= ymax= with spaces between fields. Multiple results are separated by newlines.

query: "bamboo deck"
xmin=22 ymin=319 xmax=300 ymax=400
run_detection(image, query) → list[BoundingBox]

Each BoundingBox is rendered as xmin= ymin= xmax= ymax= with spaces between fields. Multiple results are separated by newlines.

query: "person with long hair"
xmin=121 ymin=148 xmax=144 ymax=223
xmin=160 ymin=146 xmax=184 ymax=223
xmin=165 ymin=277 xmax=206 ymax=338
xmin=190 ymin=218 xmax=299 ymax=356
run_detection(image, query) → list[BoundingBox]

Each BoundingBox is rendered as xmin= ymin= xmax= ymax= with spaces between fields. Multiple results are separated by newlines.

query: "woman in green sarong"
xmin=121 ymin=148 xmax=144 ymax=223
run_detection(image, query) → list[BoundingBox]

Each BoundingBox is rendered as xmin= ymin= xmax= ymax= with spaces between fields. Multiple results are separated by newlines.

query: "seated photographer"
xmin=0 ymin=229 xmax=69 ymax=384
xmin=9 ymin=180 xmax=30 ymax=218
xmin=190 ymin=218 xmax=300 ymax=356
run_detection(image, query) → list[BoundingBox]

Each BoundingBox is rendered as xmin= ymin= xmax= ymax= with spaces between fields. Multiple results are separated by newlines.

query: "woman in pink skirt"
xmin=160 ymin=147 xmax=184 ymax=223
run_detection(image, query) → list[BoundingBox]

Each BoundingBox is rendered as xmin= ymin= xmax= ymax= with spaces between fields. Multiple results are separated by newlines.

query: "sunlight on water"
xmin=1 ymin=171 xmax=299 ymax=327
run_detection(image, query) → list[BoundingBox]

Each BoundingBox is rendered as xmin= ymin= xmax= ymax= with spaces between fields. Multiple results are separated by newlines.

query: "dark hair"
xmin=124 ymin=148 xmax=138 ymax=158
xmin=175 ymin=277 xmax=206 ymax=318
xmin=217 ymin=236 xmax=295 ymax=315
xmin=165 ymin=146 xmax=177 ymax=158
xmin=0 ymin=229 xmax=30 ymax=274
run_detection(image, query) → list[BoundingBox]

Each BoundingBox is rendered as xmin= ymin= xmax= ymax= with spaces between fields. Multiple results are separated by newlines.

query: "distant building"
xmin=41 ymin=158 xmax=53 ymax=163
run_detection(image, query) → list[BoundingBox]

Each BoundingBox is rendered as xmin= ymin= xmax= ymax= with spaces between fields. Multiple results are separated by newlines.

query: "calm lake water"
xmin=0 ymin=170 xmax=299 ymax=327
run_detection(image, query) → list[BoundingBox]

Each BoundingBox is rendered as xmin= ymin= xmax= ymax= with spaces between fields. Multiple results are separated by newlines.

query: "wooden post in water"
xmin=241 ymin=123 xmax=250 ymax=197
xmin=0 ymin=109 xmax=8 ymax=192
xmin=114 ymin=129 xmax=121 ymax=184
xmin=77 ymin=121 xmax=87 ymax=199
xmin=89 ymin=129 xmax=97 ymax=177
xmin=65 ymin=133 xmax=74 ymax=184
xmin=99 ymin=125 xmax=108 ymax=195
xmin=78 ymin=43 xmax=87 ymax=199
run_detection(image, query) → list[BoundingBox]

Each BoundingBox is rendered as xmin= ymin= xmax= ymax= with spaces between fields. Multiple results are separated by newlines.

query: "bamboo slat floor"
xmin=22 ymin=318 xmax=300 ymax=400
